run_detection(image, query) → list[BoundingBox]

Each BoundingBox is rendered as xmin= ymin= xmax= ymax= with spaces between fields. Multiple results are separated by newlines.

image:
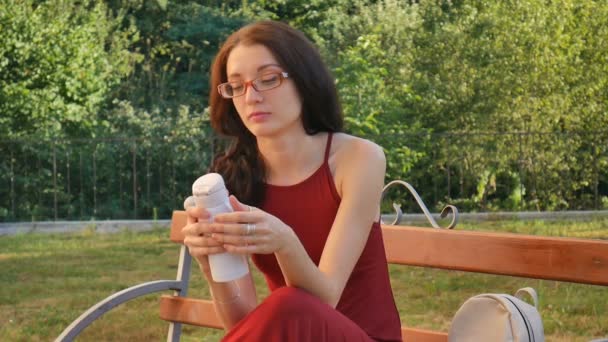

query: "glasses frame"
xmin=217 ymin=71 xmax=290 ymax=99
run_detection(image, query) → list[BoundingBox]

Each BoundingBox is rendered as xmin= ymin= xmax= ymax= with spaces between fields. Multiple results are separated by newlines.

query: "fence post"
xmin=79 ymin=151 xmax=84 ymax=219
xmin=593 ymin=132 xmax=599 ymax=210
xmin=518 ymin=133 xmax=524 ymax=210
xmin=36 ymin=148 xmax=41 ymax=221
xmin=93 ymin=145 xmax=97 ymax=219
xmin=53 ymin=142 xmax=58 ymax=221
xmin=10 ymin=148 xmax=15 ymax=219
xmin=445 ymin=135 xmax=451 ymax=199
xmin=146 ymin=149 xmax=150 ymax=216
xmin=66 ymin=147 xmax=71 ymax=219
xmin=172 ymin=145 xmax=176 ymax=210
xmin=132 ymin=140 xmax=137 ymax=219
xmin=119 ymin=144 xmax=123 ymax=215
xmin=158 ymin=143 xmax=163 ymax=213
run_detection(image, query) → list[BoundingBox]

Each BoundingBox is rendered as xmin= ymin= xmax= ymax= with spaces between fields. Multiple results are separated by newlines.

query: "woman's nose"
xmin=244 ymin=84 xmax=263 ymax=103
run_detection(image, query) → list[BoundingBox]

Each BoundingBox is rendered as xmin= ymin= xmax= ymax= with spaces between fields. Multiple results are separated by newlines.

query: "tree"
xmin=0 ymin=0 xmax=138 ymax=139
xmin=107 ymin=0 xmax=247 ymax=114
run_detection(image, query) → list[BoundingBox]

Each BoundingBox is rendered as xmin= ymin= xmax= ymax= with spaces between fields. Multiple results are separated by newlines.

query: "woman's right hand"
xmin=182 ymin=205 xmax=227 ymax=275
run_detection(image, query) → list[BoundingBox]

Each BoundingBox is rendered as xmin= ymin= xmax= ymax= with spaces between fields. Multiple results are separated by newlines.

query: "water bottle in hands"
xmin=189 ymin=173 xmax=249 ymax=282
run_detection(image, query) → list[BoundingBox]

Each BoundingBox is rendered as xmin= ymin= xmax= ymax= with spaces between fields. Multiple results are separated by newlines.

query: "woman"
xmin=182 ymin=20 xmax=402 ymax=341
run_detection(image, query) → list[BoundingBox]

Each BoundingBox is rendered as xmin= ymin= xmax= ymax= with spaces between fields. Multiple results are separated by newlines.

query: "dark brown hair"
xmin=209 ymin=20 xmax=343 ymax=206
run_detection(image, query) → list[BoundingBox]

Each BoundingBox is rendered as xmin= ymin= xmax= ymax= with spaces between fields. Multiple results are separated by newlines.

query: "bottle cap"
xmin=193 ymin=173 xmax=225 ymax=195
xmin=192 ymin=173 xmax=229 ymax=208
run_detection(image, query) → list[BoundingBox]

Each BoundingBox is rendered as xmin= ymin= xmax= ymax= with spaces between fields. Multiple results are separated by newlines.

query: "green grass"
xmin=1 ymin=219 xmax=607 ymax=341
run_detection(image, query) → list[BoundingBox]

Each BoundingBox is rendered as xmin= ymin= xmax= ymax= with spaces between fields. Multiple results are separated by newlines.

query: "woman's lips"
xmin=248 ymin=112 xmax=271 ymax=122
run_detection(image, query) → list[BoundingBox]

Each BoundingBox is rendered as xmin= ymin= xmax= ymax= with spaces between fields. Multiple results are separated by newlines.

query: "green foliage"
xmin=315 ymin=0 xmax=608 ymax=212
xmin=108 ymin=1 xmax=247 ymax=113
xmin=0 ymin=0 xmax=139 ymax=139
xmin=1 ymin=0 xmax=607 ymax=218
xmin=322 ymin=0 xmax=425 ymax=186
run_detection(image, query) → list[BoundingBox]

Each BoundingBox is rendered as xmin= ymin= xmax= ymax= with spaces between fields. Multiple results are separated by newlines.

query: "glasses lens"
xmin=255 ymin=73 xmax=281 ymax=91
xmin=219 ymin=84 xmax=233 ymax=98
xmin=219 ymin=83 xmax=246 ymax=98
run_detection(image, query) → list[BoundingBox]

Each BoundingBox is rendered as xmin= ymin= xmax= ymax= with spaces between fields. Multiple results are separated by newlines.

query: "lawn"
xmin=1 ymin=219 xmax=607 ymax=341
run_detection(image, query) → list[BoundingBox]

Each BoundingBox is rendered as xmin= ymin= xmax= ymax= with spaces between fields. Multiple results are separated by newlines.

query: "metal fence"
xmin=1 ymin=131 xmax=607 ymax=222
xmin=0 ymin=136 xmax=216 ymax=222
xmin=380 ymin=130 xmax=608 ymax=213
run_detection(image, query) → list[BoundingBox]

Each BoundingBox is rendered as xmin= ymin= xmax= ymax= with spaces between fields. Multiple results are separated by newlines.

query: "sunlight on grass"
xmin=1 ymin=220 xmax=607 ymax=341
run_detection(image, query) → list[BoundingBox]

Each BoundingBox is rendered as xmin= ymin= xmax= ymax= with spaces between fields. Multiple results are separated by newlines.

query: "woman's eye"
xmin=260 ymin=74 xmax=279 ymax=85
xmin=231 ymin=84 xmax=244 ymax=92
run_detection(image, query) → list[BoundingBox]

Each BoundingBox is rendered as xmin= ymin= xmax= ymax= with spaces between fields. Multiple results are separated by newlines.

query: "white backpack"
xmin=448 ymin=287 xmax=544 ymax=342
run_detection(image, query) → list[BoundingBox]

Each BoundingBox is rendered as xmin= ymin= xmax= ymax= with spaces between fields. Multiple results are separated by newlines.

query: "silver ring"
xmin=245 ymin=223 xmax=256 ymax=235
xmin=248 ymin=205 xmax=253 ymax=212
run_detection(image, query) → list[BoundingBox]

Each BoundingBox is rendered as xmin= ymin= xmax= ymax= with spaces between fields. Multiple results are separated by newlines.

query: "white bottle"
xmin=191 ymin=173 xmax=249 ymax=282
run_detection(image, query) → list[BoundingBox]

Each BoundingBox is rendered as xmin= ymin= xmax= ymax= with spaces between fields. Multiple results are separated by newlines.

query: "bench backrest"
xmin=160 ymin=210 xmax=608 ymax=341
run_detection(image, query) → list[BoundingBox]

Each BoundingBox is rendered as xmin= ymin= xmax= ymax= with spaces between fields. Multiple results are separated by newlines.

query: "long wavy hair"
xmin=209 ymin=20 xmax=343 ymax=206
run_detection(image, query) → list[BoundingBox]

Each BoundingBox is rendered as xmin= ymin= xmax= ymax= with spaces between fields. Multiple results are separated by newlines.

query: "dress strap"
xmin=323 ymin=132 xmax=333 ymax=163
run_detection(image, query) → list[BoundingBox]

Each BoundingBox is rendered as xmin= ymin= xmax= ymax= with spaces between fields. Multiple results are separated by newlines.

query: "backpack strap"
xmin=505 ymin=296 xmax=534 ymax=342
xmin=515 ymin=287 xmax=539 ymax=308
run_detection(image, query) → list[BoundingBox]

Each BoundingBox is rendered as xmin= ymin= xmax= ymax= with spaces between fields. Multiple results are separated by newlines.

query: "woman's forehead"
xmin=226 ymin=44 xmax=280 ymax=77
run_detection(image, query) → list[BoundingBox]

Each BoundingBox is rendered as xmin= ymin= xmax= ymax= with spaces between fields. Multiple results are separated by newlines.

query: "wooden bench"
xmin=57 ymin=210 xmax=608 ymax=341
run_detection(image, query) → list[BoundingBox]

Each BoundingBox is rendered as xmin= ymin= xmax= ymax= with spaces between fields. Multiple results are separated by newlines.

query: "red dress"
xmin=222 ymin=133 xmax=402 ymax=342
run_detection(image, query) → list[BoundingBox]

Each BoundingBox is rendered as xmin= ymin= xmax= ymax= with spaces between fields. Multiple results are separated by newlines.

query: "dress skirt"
xmin=221 ymin=286 xmax=378 ymax=342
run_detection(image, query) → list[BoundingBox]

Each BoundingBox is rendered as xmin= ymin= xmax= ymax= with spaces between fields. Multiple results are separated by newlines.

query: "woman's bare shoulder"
xmin=331 ymin=133 xmax=385 ymax=164
xmin=330 ymin=133 xmax=386 ymax=196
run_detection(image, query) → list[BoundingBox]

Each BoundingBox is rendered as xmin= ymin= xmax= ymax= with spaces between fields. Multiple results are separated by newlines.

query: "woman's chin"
xmin=247 ymin=125 xmax=278 ymax=138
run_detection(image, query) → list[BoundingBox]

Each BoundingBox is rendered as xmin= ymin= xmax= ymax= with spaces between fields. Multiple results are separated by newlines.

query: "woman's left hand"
xmin=209 ymin=195 xmax=295 ymax=254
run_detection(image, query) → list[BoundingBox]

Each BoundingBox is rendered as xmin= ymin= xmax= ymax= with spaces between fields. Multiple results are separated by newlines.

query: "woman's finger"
xmin=228 ymin=195 xmax=247 ymax=212
xmin=212 ymin=231 xmax=266 ymax=246
xmin=183 ymin=221 xmax=216 ymax=237
xmin=228 ymin=195 xmax=260 ymax=212
xmin=182 ymin=222 xmax=196 ymax=235
xmin=214 ymin=210 xmax=258 ymax=223
xmin=182 ymin=222 xmax=201 ymax=236
xmin=185 ymin=206 xmax=210 ymax=222
xmin=184 ymin=234 xmax=221 ymax=246
xmin=223 ymin=243 xmax=257 ymax=254
xmin=188 ymin=245 xmax=226 ymax=256
xmin=209 ymin=222 xmax=263 ymax=236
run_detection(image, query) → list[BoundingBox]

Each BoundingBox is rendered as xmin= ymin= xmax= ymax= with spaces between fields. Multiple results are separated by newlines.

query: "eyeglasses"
xmin=217 ymin=72 xmax=290 ymax=99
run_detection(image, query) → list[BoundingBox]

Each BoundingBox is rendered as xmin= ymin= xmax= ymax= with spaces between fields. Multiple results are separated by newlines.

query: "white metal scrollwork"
xmin=381 ymin=180 xmax=458 ymax=229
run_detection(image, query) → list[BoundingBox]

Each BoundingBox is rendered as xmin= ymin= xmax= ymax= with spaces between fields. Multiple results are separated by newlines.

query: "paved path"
xmin=0 ymin=219 xmax=171 ymax=235
xmin=1 ymin=210 xmax=607 ymax=235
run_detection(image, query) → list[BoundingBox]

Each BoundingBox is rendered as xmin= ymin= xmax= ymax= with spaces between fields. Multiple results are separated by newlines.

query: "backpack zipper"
xmin=504 ymin=296 xmax=534 ymax=342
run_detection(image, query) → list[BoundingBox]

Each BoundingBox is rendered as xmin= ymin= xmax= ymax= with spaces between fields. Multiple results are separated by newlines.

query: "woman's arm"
xmin=202 ymin=265 xmax=257 ymax=330
xmin=182 ymin=206 xmax=258 ymax=330
xmin=274 ymin=137 xmax=386 ymax=306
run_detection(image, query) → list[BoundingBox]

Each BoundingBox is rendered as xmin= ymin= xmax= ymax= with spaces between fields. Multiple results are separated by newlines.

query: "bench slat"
xmin=159 ymin=296 xmax=447 ymax=341
xmin=171 ymin=210 xmax=608 ymax=286
xmin=159 ymin=296 xmax=223 ymax=329
xmin=382 ymin=225 xmax=608 ymax=286
xmin=402 ymin=327 xmax=448 ymax=342
xmin=170 ymin=211 xmax=188 ymax=243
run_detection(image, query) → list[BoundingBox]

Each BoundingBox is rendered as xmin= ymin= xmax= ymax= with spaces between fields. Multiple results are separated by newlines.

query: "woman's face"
xmin=225 ymin=43 xmax=303 ymax=138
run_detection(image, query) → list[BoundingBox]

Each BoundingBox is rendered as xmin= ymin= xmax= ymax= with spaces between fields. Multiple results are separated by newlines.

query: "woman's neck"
xmin=257 ymin=132 xmax=326 ymax=185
